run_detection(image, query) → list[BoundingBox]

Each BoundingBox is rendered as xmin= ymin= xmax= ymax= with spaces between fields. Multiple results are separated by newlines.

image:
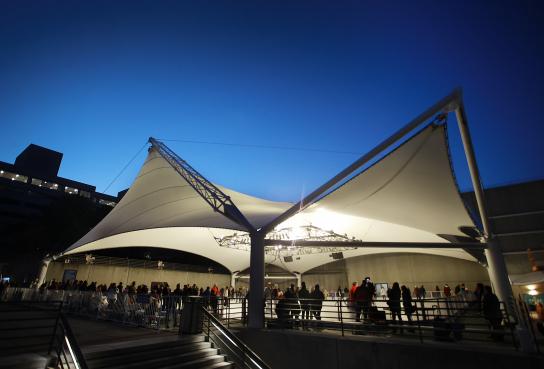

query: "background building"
xmin=0 ymin=144 xmax=121 ymax=282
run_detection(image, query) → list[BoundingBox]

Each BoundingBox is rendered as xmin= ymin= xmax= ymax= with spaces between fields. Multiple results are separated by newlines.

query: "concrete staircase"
xmin=0 ymin=303 xmax=58 ymax=357
xmin=83 ymin=334 xmax=233 ymax=369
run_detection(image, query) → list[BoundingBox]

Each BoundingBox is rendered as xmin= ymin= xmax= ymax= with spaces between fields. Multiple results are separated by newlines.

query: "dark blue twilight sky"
xmin=0 ymin=1 xmax=542 ymax=201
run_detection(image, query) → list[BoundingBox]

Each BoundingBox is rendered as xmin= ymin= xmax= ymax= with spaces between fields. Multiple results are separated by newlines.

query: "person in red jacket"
xmin=349 ymin=282 xmax=358 ymax=301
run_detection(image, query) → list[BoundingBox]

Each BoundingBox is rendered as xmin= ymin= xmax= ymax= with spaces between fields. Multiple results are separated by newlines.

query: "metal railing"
xmin=50 ymin=312 xmax=89 ymax=369
xmin=3 ymin=287 xmax=530 ymax=351
xmin=260 ymin=295 xmax=520 ymax=349
xmin=201 ymin=305 xmax=271 ymax=369
xmin=0 ymin=299 xmax=88 ymax=369
xmin=1 ymin=287 xmax=246 ymax=331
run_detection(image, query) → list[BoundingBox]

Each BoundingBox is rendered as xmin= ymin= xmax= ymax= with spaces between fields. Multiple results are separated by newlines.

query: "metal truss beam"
xmin=149 ymin=137 xmax=255 ymax=232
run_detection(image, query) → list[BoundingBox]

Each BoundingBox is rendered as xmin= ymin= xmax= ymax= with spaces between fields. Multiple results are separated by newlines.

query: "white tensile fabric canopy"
xmin=65 ymin=124 xmax=479 ymax=274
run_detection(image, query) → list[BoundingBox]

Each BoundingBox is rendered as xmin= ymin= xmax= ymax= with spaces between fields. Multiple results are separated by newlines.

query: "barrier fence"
xmin=0 ymin=288 xmax=247 ymax=331
xmin=2 ymin=287 xmax=536 ymax=351
xmin=263 ymin=295 xmax=519 ymax=347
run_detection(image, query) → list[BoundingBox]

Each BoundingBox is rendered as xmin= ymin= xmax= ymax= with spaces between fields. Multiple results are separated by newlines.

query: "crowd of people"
xmin=33 ymin=279 xmax=245 ymax=300
xmin=259 ymin=277 xmax=505 ymax=337
xmin=0 ymin=277 xmax=503 ymax=329
xmin=3 ymin=274 xmax=541 ymax=343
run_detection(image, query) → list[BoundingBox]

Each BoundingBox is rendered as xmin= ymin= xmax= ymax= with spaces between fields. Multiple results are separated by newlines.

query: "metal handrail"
xmin=3 ymin=287 xmax=527 ymax=350
xmin=260 ymin=295 xmax=520 ymax=348
xmin=201 ymin=306 xmax=271 ymax=369
xmin=0 ymin=299 xmax=88 ymax=368
xmin=57 ymin=313 xmax=89 ymax=369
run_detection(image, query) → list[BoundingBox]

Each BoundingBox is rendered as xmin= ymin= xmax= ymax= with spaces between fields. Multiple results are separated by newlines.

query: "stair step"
xmin=0 ymin=326 xmax=54 ymax=338
xmin=84 ymin=335 xmax=205 ymax=359
xmin=88 ymin=345 xmax=216 ymax=368
xmin=100 ymin=348 xmax=221 ymax=369
xmin=0 ymin=354 xmax=50 ymax=369
xmin=206 ymin=362 xmax=234 ymax=369
xmin=87 ymin=341 xmax=213 ymax=365
xmin=159 ymin=355 xmax=227 ymax=369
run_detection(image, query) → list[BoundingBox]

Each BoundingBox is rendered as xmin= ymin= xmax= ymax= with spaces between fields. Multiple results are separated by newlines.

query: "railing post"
xmin=503 ymin=302 xmax=518 ymax=350
xmin=227 ymin=297 xmax=230 ymax=328
xmin=519 ymin=298 xmax=540 ymax=353
xmin=269 ymin=296 xmax=273 ymax=322
xmin=415 ymin=301 xmax=423 ymax=343
xmin=339 ymin=298 xmax=344 ymax=337
xmin=48 ymin=301 xmax=63 ymax=355
xmin=207 ymin=310 xmax=211 ymax=340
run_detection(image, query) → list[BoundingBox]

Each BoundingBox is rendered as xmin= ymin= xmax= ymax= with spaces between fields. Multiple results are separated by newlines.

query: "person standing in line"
xmin=299 ymin=282 xmax=311 ymax=321
xmin=311 ymin=284 xmax=325 ymax=320
xmin=349 ymin=281 xmax=358 ymax=320
xmin=401 ymin=285 xmax=415 ymax=332
xmin=482 ymin=285 xmax=503 ymax=341
xmin=349 ymin=282 xmax=358 ymax=301
xmin=388 ymin=282 xmax=402 ymax=333
xmin=413 ymin=286 xmax=420 ymax=299
xmin=444 ymin=284 xmax=451 ymax=297
xmin=354 ymin=279 xmax=371 ymax=321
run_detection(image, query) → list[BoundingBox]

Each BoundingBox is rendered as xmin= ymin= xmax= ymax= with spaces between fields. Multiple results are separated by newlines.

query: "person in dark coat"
xmin=310 ymin=284 xmax=325 ymax=320
xmin=298 ymin=282 xmax=311 ymax=320
xmin=388 ymin=282 xmax=402 ymax=332
xmin=354 ymin=279 xmax=371 ymax=321
xmin=275 ymin=296 xmax=290 ymax=328
xmin=202 ymin=287 xmax=211 ymax=308
xmin=482 ymin=285 xmax=503 ymax=341
xmin=401 ymin=285 xmax=415 ymax=332
xmin=284 ymin=284 xmax=300 ymax=321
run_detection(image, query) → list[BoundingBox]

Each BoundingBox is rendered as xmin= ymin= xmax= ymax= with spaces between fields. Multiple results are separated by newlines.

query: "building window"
xmin=0 ymin=170 xmax=28 ymax=183
xmin=98 ymin=199 xmax=116 ymax=207
xmin=31 ymin=178 xmax=59 ymax=190
xmin=64 ymin=186 xmax=78 ymax=195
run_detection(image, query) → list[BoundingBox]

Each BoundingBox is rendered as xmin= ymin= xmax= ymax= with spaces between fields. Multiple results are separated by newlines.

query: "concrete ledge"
xmin=235 ymin=328 xmax=543 ymax=369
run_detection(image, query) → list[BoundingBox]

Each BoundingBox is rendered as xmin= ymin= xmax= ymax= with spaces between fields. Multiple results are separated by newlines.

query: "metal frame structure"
xmin=248 ymin=88 xmax=527 ymax=349
xmin=146 ymin=90 xmax=532 ymax=351
xmin=149 ymin=137 xmax=255 ymax=231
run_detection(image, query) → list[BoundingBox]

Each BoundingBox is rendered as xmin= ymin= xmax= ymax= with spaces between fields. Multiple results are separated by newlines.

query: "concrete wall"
xmin=46 ymin=252 xmax=490 ymax=293
xmin=302 ymin=259 xmax=348 ymax=293
xmin=45 ymin=262 xmax=231 ymax=288
xmin=236 ymin=329 xmax=543 ymax=369
xmin=303 ymin=253 xmax=490 ymax=292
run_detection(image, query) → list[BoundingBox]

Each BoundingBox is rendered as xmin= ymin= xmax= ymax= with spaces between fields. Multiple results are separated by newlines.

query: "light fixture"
xmin=0 ymin=170 xmax=3 ymax=174
xmin=528 ymin=289 xmax=538 ymax=296
xmin=215 ymin=224 xmax=359 ymax=256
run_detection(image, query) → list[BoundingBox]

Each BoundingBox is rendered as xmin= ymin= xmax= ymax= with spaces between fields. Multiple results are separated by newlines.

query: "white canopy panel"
xmin=278 ymin=124 xmax=477 ymax=242
xmin=65 ymin=124 xmax=479 ymax=274
xmin=67 ymin=148 xmax=292 ymax=251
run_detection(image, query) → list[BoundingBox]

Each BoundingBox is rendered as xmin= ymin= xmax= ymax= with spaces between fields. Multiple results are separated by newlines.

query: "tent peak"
xmin=148 ymin=137 xmax=255 ymax=232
